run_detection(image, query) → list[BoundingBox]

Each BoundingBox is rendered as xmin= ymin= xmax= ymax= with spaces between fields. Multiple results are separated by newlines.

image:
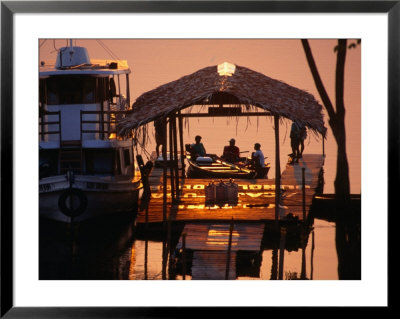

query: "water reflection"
xmin=39 ymin=213 xmax=136 ymax=280
xmin=335 ymin=213 xmax=361 ymax=280
xmin=39 ymin=206 xmax=360 ymax=280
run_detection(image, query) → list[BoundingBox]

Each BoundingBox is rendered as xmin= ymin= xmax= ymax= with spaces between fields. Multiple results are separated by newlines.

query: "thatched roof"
xmin=117 ymin=64 xmax=327 ymax=136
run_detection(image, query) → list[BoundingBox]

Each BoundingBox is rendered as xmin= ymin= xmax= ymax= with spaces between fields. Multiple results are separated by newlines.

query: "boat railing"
xmin=80 ymin=110 xmax=133 ymax=141
xmin=39 ymin=110 xmax=61 ymax=141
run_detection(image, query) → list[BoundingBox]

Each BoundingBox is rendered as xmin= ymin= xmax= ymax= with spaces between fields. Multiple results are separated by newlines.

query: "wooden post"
xmin=144 ymin=239 xmax=148 ymax=280
xmin=274 ymin=115 xmax=281 ymax=221
xmin=178 ymin=111 xmax=185 ymax=179
xmin=126 ymin=73 xmax=130 ymax=108
xmin=270 ymin=248 xmax=278 ymax=280
xmin=167 ymin=212 xmax=172 ymax=275
xmin=302 ymin=167 xmax=306 ymax=221
xmin=169 ymin=116 xmax=175 ymax=202
xmin=278 ymin=227 xmax=286 ymax=280
xmin=301 ymin=246 xmax=307 ymax=280
xmin=225 ymin=218 xmax=234 ymax=280
xmin=172 ymin=114 xmax=180 ymax=200
xmin=162 ymin=117 xmax=168 ymax=277
xmin=310 ymin=230 xmax=315 ymax=280
xmin=162 ymin=238 xmax=167 ymax=280
xmin=162 ymin=117 xmax=168 ymax=226
xmin=182 ymin=232 xmax=186 ymax=280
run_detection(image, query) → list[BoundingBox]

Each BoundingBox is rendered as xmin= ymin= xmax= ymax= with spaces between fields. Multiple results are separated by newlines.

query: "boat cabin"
xmin=39 ymin=45 xmax=135 ymax=178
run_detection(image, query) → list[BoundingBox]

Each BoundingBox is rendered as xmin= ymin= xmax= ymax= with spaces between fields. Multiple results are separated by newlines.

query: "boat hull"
xmin=186 ymin=158 xmax=269 ymax=179
xmin=40 ymin=189 xmax=141 ymax=223
xmin=39 ymin=175 xmax=142 ymax=223
xmin=187 ymin=165 xmax=256 ymax=179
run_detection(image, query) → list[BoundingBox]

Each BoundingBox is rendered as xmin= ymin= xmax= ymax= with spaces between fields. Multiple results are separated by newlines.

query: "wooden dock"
xmin=174 ymin=223 xmax=264 ymax=280
xmin=136 ymin=153 xmax=325 ymax=225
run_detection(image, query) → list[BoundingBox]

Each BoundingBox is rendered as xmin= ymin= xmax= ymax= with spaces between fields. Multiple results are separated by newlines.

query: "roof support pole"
xmin=178 ymin=111 xmax=185 ymax=179
xmin=126 ymin=73 xmax=130 ymax=108
xmin=274 ymin=115 xmax=281 ymax=221
xmin=169 ymin=116 xmax=175 ymax=202
xmin=172 ymin=114 xmax=180 ymax=200
xmin=162 ymin=117 xmax=168 ymax=227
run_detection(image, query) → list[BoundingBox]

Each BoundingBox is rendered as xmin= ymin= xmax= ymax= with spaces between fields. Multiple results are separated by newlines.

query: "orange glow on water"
xmin=206 ymin=227 xmax=239 ymax=247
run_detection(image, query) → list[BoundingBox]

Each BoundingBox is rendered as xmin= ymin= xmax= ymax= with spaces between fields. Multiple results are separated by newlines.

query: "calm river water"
xmin=39 ymin=116 xmax=361 ymax=281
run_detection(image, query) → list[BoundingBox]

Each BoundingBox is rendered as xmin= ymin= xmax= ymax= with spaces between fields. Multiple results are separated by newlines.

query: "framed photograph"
xmin=1 ymin=1 xmax=394 ymax=317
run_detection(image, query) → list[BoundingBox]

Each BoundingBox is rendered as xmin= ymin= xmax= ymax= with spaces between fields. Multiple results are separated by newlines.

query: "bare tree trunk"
xmin=301 ymin=39 xmax=351 ymax=202
xmin=332 ymin=120 xmax=351 ymax=202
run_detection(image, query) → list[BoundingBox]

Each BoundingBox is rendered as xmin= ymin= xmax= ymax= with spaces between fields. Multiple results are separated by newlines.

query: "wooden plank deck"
xmin=174 ymin=223 xmax=264 ymax=280
xmin=137 ymin=154 xmax=324 ymax=224
xmin=175 ymin=223 xmax=265 ymax=252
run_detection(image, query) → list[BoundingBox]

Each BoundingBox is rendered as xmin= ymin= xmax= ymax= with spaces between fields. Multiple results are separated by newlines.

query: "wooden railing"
xmin=39 ymin=109 xmax=133 ymax=143
xmin=39 ymin=110 xmax=61 ymax=141
xmin=80 ymin=110 xmax=133 ymax=141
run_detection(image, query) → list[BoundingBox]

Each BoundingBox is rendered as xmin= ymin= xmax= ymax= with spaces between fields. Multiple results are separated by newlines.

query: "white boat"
xmin=39 ymin=41 xmax=142 ymax=222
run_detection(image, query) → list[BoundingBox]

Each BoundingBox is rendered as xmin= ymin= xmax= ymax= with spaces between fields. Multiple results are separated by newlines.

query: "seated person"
xmin=251 ymin=143 xmax=267 ymax=178
xmin=221 ymin=138 xmax=240 ymax=163
xmin=190 ymin=135 xmax=207 ymax=158
xmin=251 ymin=143 xmax=266 ymax=168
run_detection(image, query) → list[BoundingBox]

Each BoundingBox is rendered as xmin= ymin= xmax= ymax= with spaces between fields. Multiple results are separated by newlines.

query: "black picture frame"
xmin=1 ymin=1 xmax=394 ymax=317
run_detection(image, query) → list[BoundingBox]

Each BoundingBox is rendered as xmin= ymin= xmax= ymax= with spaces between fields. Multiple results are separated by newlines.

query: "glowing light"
xmin=217 ymin=62 xmax=236 ymax=76
xmin=108 ymin=133 xmax=116 ymax=139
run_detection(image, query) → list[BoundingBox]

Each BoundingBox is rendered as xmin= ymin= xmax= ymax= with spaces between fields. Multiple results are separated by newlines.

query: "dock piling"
xmin=167 ymin=212 xmax=173 ymax=277
xmin=162 ymin=117 xmax=168 ymax=226
xmin=302 ymin=167 xmax=306 ymax=221
xmin=182 ymin=232 xmax=186 ymax=280
xmin=178 ymin=111 xmax=185 ymax=179
xmin=270 ymin=248 xmax=278 ymax=280
xmin=278 ymin=227 xmax=286 ymax=280
xmin=274 ymin=115 xmax=281 ymax=221
xmin=162 ymin=238 xmax=167 ymax=280
xmin=169 ymin=116 xmax=175 ymax=202
xmin=172 ymin=114 xmax=180 ymax=200
xmin=225 ymin=218 xmax=234 ymax=280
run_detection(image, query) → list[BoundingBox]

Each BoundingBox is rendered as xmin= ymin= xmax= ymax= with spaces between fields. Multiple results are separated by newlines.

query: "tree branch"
xmin=301 ymin=39 xmax=336 ymax=120
xmin=335 ymin=39 xmax=347 ymax=119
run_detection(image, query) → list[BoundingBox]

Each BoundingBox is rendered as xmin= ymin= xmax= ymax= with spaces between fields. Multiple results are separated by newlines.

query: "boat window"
xmin=123 ymin=149 xmax=130 ymax=166
xmin=85 ymin=149 xmax=114 ymax=175
xmin=46 ymin=75 xmax=97 ymax=105
xmin=39 ymin=79 xmax=47 ymax=105
xmin=96 ymin=77 xmax=110 ymax=103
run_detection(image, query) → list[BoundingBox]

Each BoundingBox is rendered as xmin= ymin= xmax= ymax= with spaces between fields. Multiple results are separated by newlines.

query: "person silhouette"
xmin=251 ymin=143 xmax=267 ymax=178
xmin=289 ymin=122 xmax=301 ymax=164
xmin=221 ymin=138 xmax=240 ymax=163
xmin=191 ymin=135 xmax=207 ymax=157
xmin=154 ymin=118 xmax=166 ymax=158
